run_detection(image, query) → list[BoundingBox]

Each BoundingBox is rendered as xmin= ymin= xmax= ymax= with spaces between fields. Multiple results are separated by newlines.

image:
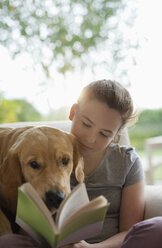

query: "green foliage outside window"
xmin=0 ymin=98 xmax=42 ymax=123
xmin=0 ymin=0 xmax=136 ymax=78
xmin=129 ymin=109 xmax=162 ymax=152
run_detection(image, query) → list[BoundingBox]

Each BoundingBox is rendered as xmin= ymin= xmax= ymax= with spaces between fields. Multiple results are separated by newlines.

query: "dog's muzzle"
xmin=45 ymin=190 xmax=66 ymax=210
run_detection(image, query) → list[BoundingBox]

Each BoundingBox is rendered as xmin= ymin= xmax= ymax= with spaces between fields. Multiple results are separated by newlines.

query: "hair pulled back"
xmin=78 ymin=79 xmax=137 ymax=131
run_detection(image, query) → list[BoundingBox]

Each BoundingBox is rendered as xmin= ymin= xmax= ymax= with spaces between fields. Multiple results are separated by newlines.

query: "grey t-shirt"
xmin=71 ymin=143 xmax=144 ymax=243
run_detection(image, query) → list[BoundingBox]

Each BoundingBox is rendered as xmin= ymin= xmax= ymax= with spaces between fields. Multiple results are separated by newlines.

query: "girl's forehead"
xmin=78 ymin=98 xmax=108 ymax=112
xmin=77 ymin=99 xmax=122 ymax=132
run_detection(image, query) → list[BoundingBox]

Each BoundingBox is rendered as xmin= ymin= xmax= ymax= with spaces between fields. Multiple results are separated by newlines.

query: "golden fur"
xmin=0 ymin=126 xmax=84 ymax=235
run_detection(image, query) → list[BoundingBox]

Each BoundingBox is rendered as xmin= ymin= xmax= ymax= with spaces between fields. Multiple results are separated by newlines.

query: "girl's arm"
xmin=120 ymin=180 xmax=145 ymax=232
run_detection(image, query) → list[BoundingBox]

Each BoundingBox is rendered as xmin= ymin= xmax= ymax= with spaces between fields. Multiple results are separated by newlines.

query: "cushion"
xmin=144 ymin=185 xmax=162 ymax=219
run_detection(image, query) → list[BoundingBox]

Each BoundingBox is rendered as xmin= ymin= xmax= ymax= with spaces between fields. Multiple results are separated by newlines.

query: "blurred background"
xmin=0 ymin=0 xmax=162 ymax=184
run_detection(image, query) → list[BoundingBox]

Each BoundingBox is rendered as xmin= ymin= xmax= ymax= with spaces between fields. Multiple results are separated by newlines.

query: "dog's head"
xmin=0 ymin=126 xmax=84 ymax=214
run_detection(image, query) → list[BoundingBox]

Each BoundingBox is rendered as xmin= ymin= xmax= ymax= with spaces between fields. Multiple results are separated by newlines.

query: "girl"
xmin=63 ymin=79 xmax=162 ymax=248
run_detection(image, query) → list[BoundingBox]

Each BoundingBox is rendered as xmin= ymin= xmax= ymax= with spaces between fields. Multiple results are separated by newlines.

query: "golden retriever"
xmin=0 ymin=126 xmax=84 ymax=235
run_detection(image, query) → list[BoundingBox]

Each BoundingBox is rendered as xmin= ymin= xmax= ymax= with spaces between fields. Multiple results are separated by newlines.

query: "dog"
xmin=0 ymin=126 xmax=84 ymax=236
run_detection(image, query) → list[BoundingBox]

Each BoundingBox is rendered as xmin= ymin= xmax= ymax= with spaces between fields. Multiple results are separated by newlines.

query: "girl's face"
xmin=69 ymin=98 xmax=122 ymax=157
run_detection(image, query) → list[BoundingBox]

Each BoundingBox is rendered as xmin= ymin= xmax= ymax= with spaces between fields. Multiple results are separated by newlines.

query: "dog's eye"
xmin=61 ymin=157 xmax=70 ymax=166
xmin=29 ymin=161 xmax=40 ymax=170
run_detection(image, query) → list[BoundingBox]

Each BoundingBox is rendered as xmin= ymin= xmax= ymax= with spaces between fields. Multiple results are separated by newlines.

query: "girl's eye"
xmin=82 ymin=122 xmax=91 ymax=128
xmin=100 ymin=132 xmax=108 ymax=138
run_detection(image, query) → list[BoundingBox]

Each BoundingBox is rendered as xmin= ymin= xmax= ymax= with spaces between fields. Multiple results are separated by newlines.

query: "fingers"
xmin=61 ymin=240 xmax=90 ymax=248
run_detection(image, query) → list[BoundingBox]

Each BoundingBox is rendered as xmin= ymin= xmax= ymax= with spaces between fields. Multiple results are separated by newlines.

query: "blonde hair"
xmin=78 ymin=79 xmax=137 ymax=131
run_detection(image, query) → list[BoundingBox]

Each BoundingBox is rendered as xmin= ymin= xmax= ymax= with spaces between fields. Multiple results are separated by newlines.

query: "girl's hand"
xmin=61 ymin=240 xmax=93 ymax=248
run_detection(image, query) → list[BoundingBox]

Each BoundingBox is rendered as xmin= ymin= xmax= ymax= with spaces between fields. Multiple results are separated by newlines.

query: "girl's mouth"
xmin=79 ymin=142 xmax=92 ymax=151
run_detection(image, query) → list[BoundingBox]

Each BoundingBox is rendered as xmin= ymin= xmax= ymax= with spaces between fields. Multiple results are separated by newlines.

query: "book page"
xmin=58 ymin=221 xmax=105 ymax=247
xmin=57 ymin=203 xmax=109 ymax=246
xmin=21 ymin=183 xmax=56 ymax=232
xmin=56 ymin=183 xmax=89 ymax=230
xmin=61 ymin=195 xmax=109 ymax=229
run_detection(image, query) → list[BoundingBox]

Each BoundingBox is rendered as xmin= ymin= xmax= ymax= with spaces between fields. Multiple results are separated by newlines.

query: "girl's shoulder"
xmin=105 ymin=143 xmax=144 ymax=183
xmin=107 ymin=143 xmax=140 ymax=165
xmin=109 ymin=143 xmax=137 ymax=155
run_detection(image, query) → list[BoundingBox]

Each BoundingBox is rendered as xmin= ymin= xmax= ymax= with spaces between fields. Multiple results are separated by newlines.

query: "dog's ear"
xmin=0 ymin=140 xmax=23 ymax=213
xmin=72 ymin=137 xmax=84 ymax=183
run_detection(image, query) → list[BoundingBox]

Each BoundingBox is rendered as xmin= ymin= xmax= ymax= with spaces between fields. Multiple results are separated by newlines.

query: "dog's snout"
xmin=45 ymin=190 xmax=66 ymax=210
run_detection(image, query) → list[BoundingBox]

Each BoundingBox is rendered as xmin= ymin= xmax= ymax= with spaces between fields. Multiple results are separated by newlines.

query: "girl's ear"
xmin=69 ymin=103 xmax=77 ymax=120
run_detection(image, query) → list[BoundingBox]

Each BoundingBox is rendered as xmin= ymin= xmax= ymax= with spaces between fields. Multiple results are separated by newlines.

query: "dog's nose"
xmin=45 ymin=190 xmax=66 ymax=210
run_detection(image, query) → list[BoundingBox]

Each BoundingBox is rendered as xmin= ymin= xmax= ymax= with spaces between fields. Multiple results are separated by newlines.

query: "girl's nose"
xmin=86 ymin=130 xmax=96 ymax=144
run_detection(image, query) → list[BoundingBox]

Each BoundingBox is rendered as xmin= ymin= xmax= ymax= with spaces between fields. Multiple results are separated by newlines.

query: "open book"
xmin=16 ymin=183 xmax=109 ymax=248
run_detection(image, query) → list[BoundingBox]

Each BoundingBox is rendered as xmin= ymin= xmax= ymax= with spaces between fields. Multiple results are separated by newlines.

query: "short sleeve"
xmin=124 ymin=156 xmax=144 ymax=187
